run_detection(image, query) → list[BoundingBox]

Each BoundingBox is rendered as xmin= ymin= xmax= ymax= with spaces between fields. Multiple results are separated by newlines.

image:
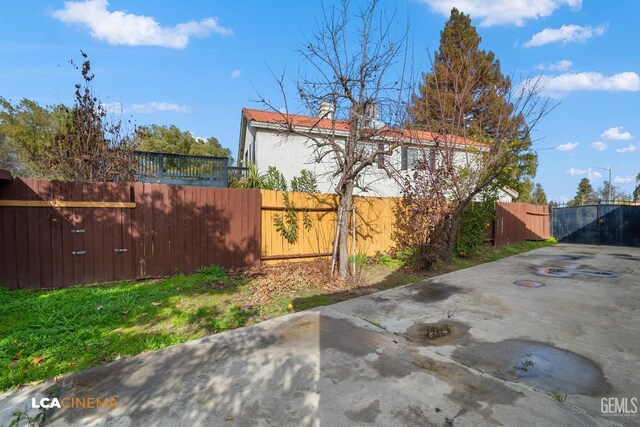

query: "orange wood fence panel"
xmin=260 ymin=190 xmax=398 ymax=263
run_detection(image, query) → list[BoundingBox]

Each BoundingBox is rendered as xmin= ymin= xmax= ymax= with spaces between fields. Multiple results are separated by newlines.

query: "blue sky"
xmin=1 ymin=0 xmax=638 ymax=201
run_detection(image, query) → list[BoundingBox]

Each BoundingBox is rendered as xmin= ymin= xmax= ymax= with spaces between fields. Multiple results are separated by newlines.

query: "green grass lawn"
xmin=0 ymin=266 xmax=257 ymax=392
xmin=0 ymin=239 xmax=554 ymax=392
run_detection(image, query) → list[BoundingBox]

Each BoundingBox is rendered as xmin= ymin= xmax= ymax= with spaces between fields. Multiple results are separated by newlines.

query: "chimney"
xmin=318 ymin=101 xmax=334 ymax=120
xmin=365 ymin=103 xmax=380 ymax=122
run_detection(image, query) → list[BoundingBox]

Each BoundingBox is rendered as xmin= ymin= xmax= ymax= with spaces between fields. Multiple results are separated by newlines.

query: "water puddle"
xmin=453 ymin=339 xmax=610 ymax=395
xmin=409 ymin=283 xmax=462 ymax=303
xmin=537 ymin=254 xmax=591 ymax=261
xmin=404 ymin=321 xmax=469 ymax=346
xmin=513 ymin=280 xmax=545 ymax=288
xmin=533 ymin=266 xmax=619 ymax=278
xmin=611 ymin=253 xmax=640 ymax=261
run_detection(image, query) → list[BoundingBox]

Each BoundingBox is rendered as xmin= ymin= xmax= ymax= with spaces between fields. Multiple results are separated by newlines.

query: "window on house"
xmin=356 ymin=141 xmax=373 ymax=158
xmin=401 ymin=147 xmax=427 ymax=170
xmin=377 ymin=143 xmax=385 ymax=169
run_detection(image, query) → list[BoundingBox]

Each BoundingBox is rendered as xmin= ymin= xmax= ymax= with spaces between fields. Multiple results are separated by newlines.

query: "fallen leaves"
xmin=150 ymin=302 xmax=161 ymax=307
xmin=31 ymin=355 xmax=44 ymax=365
xmin=245 ymin=259 xmax=346 ymax=304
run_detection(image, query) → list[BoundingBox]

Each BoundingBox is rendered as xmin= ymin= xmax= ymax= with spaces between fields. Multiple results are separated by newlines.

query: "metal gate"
xmin=551 ymin=204 xmax=640 ymax=247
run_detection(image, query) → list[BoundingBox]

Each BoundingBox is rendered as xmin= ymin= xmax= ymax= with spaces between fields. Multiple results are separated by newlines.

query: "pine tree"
xmin=531 ymin=183 xmax=548 ymax=205
xmin=634 ymin=173 xmax=640 ymax=202
xmin=568 ymin=178 xmax=595 ymax=206
xmin=401 ymin=7 xmax=548 ymax=264
xmin=516 ymin=177 xmax=534 ymax=203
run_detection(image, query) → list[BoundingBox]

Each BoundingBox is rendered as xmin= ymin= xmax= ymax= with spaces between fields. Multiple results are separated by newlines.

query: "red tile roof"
xmin=242 ymin=108 xmax=481 ymax=147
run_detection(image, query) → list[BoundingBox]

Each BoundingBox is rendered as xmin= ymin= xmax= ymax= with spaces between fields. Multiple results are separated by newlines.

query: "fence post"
xmin=549 ymin=204 xmax=553 ymax=239
xmin=222 ymin=160 xmax=229 ymax=188
xmin=158 ymin=153 xmax=165 ymax=181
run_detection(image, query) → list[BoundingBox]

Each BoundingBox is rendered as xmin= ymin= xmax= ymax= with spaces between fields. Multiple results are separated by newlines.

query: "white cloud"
xmin=131 ymin=102 xmax=192 ymax=113
xmin=535 ymin=59 xmax=572 ymax=72
xmin=535 ymin=72 xmax=640 ymax=97
xmin=417 ymin=0 xmax=581 ymax=27
xmin=591 ymin=141 xmax=607 ymax=151
xmin=615 ymin=144 xmax=638 ymax=153
xmin=615 ymin=175 xmax=634 ymax=184
xmin=102 ymin=101 xmax=191 ymax=113
xmin=52 ymin=0 xmax=232 ymax=49
xmin=556 ymin=142 xmax=579 ymax=151
xmin=566 ymin=168 xmax=603 ymax=179
xmin=101 ymin=102 xmax=123 ymax=113
xmin=524 ymin=24 xmax=605 ymax=48
xmin=601 ymin=126 xmax=633 ymax=141
xmin=229 ymin=70 xmax=241 ymax=79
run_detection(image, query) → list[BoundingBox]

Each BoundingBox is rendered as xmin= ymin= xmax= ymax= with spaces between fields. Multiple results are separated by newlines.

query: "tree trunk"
xmin=444 ymin=215 xmax=459 ymax=264
xmin=336 ymin=180 xmax=355 ymax=278
xmin=444 ymin=203 xmax=466 ymax=264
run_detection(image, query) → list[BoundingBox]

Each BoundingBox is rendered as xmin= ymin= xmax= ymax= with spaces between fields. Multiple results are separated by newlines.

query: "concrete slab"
xmin=1 ymin=244 xmax=639 ymax=426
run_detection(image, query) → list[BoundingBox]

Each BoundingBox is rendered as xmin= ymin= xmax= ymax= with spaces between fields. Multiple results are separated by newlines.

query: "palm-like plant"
xmin=233 ymin=163 xmax=266 ymax=189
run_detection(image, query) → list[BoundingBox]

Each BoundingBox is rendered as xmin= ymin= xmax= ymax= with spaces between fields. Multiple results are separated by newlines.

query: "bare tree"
xmin=258 ymin=0 xmax=412 ymax=278
xmin=46 ymin=51 xmax=136 ymax=182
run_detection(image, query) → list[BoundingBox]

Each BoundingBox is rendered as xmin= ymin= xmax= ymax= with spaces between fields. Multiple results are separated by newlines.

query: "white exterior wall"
xmin=242 ymin=121 xmax=516 ymax=201
xmin=245 ymin=125 xmax=405 ymax=197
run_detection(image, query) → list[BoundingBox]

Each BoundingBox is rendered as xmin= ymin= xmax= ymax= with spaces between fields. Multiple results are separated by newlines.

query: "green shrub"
xmin=455 ymin=198 xmax=496 ymax=257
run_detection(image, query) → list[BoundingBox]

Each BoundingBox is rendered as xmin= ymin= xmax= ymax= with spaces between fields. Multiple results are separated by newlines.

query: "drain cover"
xmin=514 ymin=280 xmax=545 ymax=288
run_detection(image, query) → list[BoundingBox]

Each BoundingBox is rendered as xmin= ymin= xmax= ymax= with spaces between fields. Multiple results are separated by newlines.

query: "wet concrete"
xmin=533 ymin=265 xmax=620 ymax=278
xmin=534 ymin=254 xmax=592 ymax=261
xmin=611 ymin=253 xmax=640 ymax=261
xmin=404 ymin=321 xmax=470 ymax=346
xmin=408 ymin=282 xmax=463 ymax=303
xmin=411 ymin=353 xmax=525 ymax=423
xmin=453 ymin=339 xmax=611 ymax=396
xmin=2 ymin=244 xmax=639 ymax=426
xmin=345 ymin=399 xmax=381 ymax=423
xmin=513 ymin=279 xmax=545 ymax=288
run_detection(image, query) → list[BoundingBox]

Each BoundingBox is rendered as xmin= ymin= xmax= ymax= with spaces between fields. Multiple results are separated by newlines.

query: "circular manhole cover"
xmin=514 ymin=280 xmax=545 ymax=288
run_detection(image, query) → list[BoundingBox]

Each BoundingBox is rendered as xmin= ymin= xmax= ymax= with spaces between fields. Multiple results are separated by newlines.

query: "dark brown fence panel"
xmin=495 ymin=202 xmax=550 ymax=247
xmin=0 ymin=177 xmax=261 ymax=290
xmin=132 ymin=185 xmax=261 ymax=276
xmin=0 ymin=180 xmax=17 ymax=287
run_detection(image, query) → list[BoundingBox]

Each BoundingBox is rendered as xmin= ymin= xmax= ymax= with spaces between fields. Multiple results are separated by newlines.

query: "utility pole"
xmin=607 ymin=167 xmax=612 ymax=201
xmin=596 ymin=166 xmax=612 ymax=201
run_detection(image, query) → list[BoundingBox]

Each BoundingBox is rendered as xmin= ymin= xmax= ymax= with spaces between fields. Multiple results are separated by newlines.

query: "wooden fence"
xmin=260 ymin=190 xmax=397 ymax=263
xmin=0 ymin=178 xmax=260 ymax=289
xmin=0 ymin=175 xmax=549 ymax=289
xmin=494 ymin=202 xmax=550 ymax=246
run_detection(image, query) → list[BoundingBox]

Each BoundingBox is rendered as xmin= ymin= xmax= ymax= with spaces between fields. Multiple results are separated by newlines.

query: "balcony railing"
xmin=134 ymin=151 xmax=247 ymax=187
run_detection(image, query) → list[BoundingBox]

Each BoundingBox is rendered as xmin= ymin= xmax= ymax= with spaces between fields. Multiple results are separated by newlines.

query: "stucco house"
xmin=237 ymin=106 xmax=517 ymax=201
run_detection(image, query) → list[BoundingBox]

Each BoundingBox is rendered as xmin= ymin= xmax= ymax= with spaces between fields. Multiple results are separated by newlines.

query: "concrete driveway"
xmin=1 ymin=244 xmax=639 ymax=426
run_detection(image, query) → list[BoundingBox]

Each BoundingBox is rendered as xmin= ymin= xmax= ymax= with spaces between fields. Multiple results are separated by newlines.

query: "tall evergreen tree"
xmin=408 ymin=7 xmax=538 ymax=191
xmin=516 ymin=177 xmax=534 ymax=203
xmin=568 ymin=178 xmax=595 ymax=206
xmin=634 ymin=173 xmax=640 ymax=202
xmin=400 ymin=8 xmax=548 ymax=264
xmin=531 ymin=183 xmax=548 ymax=205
